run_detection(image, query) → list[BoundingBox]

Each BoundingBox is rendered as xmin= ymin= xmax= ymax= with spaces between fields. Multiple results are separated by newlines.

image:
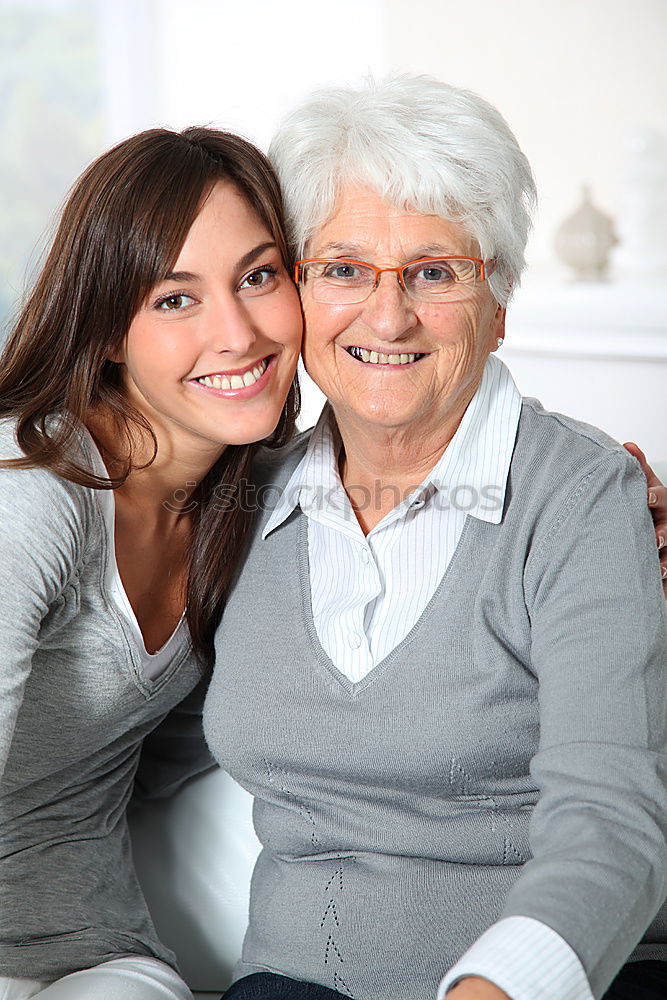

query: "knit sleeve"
xmin=503 ymin=449 xmax=667 ymax=998
xmin=0 ymin=460 xmax=89 ymax=782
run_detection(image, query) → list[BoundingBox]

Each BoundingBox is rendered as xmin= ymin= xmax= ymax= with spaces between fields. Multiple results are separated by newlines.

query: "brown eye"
xmin=245 ymin=272 xmax=265 ymax=286
xmin=238 ymin=266 xmax=278 ymax=292
xmin=157 ymin=294 xmax=195 ymax=311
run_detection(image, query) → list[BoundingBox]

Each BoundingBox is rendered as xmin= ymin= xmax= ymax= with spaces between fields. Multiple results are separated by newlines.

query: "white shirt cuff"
xmin=436 ymin=916 xmax=594 ymax=1000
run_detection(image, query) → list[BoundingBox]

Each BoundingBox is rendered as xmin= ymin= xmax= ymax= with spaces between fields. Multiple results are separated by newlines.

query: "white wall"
xmin=155 ymin=0 xmax=387 ymax=149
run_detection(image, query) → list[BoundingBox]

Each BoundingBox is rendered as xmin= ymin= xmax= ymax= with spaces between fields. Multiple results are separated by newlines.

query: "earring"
xmin=497 ymin=337 xmax=504 ymax=347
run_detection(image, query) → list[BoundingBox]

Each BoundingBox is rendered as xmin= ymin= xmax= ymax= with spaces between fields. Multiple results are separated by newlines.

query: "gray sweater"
xmin=205 ymin=398 xmax=667 ymax=1000
xmin=0 ymin=419 xmax=206 ymax=979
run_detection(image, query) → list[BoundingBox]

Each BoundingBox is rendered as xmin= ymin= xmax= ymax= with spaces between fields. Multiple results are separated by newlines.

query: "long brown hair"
xmin=0 ymin=127 xmax=300 ymax=666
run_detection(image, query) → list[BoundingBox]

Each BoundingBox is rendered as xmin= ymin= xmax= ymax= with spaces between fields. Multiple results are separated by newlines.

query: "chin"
xmin=216 ymin=417 xmax=284 ymax=448
xmin=347 ymin=398 xmax=416 ymax=427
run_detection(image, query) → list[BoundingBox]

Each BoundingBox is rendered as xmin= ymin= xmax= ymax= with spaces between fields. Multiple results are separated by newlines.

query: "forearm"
xmin=514 ymin=451 xmax=667 ymax=991
xmin=442 ymin=452 xmax=667 ymax=1000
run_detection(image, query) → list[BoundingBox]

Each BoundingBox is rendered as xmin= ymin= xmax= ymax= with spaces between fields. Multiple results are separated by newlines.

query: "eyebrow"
xmin=311 ymin=242 xmax=463 ymax=260
xmin=161 ymin=241 xmax=278 ymax=284
xmin=415 ymin=244 xmax=464 ymax=258
xmin=236 ymin=241 xmax=278 ymax=271
xmin=162 ymin=270 xmax=200 ymax=283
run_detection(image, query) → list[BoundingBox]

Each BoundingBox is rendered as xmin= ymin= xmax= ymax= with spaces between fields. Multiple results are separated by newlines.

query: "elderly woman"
xmin=202 ymin=78 xmax=667 ymax=1000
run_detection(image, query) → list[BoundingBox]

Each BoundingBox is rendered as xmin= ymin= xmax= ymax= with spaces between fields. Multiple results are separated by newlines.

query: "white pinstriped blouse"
xmin=263 ymin=355 xmax=593 ymax=1000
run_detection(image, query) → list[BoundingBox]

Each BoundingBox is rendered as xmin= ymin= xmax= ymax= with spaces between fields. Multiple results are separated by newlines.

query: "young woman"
xmin=0 ymin=127 xmax=302 ymax=1000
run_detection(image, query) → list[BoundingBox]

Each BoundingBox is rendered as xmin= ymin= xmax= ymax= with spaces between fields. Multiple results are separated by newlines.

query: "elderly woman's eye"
xmin=324 ymin=262 xmax=363 ymax=281
xmin=417 ymin=264 xmax=455 ymax=283
xmin=156 ymin=293 xmax=196 ymax=310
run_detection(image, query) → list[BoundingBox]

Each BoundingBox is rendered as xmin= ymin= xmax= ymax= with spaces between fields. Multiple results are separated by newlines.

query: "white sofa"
xmin=130 ymin=767 xmax=260 ymax=1000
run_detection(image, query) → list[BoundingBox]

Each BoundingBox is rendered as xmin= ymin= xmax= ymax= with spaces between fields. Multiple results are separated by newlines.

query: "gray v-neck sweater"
xmin=0 ymin=419 xmax=206 ymax=979
xmin=205 ymin=398 xmax=667 ymax=1000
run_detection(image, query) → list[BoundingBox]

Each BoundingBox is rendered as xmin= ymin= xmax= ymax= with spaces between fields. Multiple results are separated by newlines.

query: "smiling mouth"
xmin=195 ymin=357 xmax=270 ymax=390
xmin=346 ymin=347 xmax=427 ymax=365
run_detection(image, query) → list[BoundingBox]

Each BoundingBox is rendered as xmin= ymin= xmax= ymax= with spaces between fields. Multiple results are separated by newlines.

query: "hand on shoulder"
xmin=624 ymin=442 xmax=667 ymax=595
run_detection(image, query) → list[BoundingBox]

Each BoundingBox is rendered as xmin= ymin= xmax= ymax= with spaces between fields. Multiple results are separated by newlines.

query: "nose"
xmin=359 ymin=271 xmax=418 ymax=341
xmin=207 ymin=295 xmax=258 ymax=356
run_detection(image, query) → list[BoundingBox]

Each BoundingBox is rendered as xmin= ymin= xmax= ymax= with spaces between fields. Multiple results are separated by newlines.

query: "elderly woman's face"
xmin=300 ymin=184 xmax=505 ymax=442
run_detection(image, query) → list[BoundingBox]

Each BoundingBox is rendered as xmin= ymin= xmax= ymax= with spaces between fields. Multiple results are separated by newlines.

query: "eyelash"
xmin=153 ymin=291 xmax=197 ymax=311
xmin=238 ymin=264 xmax=279 ymax=289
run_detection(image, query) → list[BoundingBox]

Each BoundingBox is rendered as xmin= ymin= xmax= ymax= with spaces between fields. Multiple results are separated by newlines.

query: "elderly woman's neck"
xmin=333 ymin=417 xmax=456 ymax=535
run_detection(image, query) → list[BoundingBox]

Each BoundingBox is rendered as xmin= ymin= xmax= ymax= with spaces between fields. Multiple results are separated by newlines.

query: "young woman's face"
xmin=115 ymin=181 xmax=302 ymax=461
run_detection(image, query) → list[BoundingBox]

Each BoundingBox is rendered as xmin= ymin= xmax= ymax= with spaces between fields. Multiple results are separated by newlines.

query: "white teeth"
xmin=197 ymin=358 xmax=267 ymax=390
xmin=348 ymin=347 xmax=421 ymax=365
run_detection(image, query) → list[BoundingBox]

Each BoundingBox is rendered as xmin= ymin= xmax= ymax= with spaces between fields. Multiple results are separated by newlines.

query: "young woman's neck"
xmin=87 ymin=410 xmax=224 ymax=528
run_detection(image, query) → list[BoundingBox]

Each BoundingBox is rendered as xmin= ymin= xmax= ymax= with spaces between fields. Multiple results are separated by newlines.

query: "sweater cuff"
xmin=436 ymin=916 xmax=594 ymax=1000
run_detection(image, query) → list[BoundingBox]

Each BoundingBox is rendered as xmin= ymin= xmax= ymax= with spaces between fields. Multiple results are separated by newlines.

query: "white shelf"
xmin=507 ymin=278 xmax=667 ymax=358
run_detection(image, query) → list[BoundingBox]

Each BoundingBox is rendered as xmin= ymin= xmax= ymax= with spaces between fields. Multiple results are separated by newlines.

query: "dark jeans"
xmin=222 ymin=961 xmax=667 ymax=999
xmin=221 ymin=974 xmax=346 ymax=999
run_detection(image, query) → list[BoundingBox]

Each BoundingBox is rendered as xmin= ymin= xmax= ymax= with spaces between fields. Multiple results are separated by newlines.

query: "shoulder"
xmin=512 ymin=398 xmax=644 ymax=503
xmin=518 ymin=397 xmax=630 ymax=458
xmin=508 ymin=399 xmax=653 ymax=567
xmin=0 ymin=418 xmax=100 ymax=547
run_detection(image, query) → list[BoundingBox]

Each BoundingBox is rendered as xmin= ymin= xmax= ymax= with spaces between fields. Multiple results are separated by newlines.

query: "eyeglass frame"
xmin=293 ymin=255 xmax=491 ymax=304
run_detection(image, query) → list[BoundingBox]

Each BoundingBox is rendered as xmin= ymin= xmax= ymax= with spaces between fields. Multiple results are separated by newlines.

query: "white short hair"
xmin=269 ymin=75 xmax=537 ymax=306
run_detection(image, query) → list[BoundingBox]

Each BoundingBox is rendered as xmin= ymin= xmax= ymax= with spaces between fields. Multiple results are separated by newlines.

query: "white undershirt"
xmin=85 ymin=432 xmax=187 ymax=680
xmin=263 ymin=355 xmax=593 ymax=1000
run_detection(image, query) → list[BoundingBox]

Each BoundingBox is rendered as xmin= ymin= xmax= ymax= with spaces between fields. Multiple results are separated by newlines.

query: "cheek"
xmin=125 ymin=317 xmax=169 ymax=361
xmin=302 ymin=300 xmax=351 ymax=346
xmin=125 ymin=332 xmax=187 ymax=390
xmin=270 ymin=286 xmax=304 ymax=349
xmin=433 ymin=308 xmax=484 ymax=355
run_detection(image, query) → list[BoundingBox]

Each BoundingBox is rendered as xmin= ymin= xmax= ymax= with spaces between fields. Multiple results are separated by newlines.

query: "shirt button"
xmin=348 ymin=633 xmax=362 ymax=649
xmin=410 ymin=496 xmax=426 ymax=510
xmin=360 ymin=548 xmax=370 ymax=564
